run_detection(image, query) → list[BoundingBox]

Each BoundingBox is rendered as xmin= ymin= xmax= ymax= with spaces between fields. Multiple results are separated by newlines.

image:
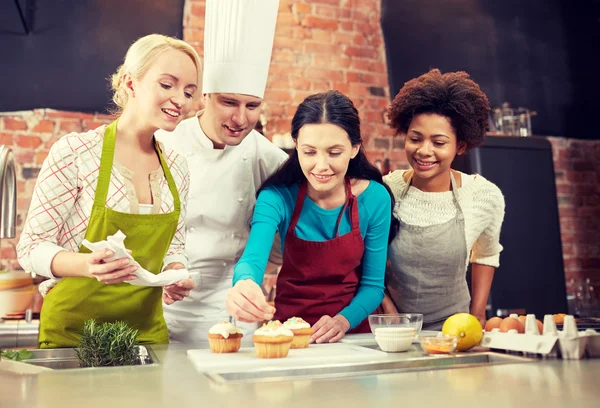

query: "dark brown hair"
xmin=388 ymin=69 xmax=490 ymax=149
xmin=258 ymin=90 xmax=399 ymax=243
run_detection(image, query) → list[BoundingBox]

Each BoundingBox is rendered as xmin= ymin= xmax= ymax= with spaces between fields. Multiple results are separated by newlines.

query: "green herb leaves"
xmin=76 ymin=319 xmax=139 ymax=367
xmin=0 ymin=349 xmax=33 ymax=361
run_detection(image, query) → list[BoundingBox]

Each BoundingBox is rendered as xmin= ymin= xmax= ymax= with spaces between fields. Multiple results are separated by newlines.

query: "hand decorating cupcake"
xmin=283 ymin=317 xmax=313 ymax=349
xmin=252 ymin=320 xmax=294 ymax=358
xmin=208 ymin=322 xmax=243 ymax=353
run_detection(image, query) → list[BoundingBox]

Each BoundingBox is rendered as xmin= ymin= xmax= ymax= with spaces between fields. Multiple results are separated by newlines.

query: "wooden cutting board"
xmin=187 ymin=343 xmax=389 ymax=373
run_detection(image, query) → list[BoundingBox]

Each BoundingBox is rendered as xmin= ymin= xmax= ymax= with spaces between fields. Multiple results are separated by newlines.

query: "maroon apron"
xmin=273 ymin=178 xmax=373 ymax=334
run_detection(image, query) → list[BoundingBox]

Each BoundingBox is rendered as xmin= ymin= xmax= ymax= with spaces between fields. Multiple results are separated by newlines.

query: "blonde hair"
xmin=110 ymin=34 xmax=202 ymax=115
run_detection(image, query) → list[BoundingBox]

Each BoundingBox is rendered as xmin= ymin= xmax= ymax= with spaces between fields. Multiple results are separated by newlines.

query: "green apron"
xmin=38 ymin=120 xmax=180 ymax=348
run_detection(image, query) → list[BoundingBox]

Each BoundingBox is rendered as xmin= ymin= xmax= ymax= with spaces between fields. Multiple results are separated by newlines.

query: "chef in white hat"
xmin=156 ymin=0 xmax=287 ymax=343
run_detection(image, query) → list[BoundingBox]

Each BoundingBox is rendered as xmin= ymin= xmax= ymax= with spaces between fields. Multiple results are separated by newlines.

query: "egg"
xmin=518 ymin=315 xmax=527 ymax=325
xmin=536 ymin=319 xmax=544 ymax=333
xmin=499 ymin=317 xmax=524 ymax=333
xmin=484 ymin=317 xmax=503 ymax=332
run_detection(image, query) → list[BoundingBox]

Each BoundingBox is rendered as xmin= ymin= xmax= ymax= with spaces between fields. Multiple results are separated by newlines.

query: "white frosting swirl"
xmin=283 ymin=317 xmax=311 ymax=330
xmin=208 ymin=322 xmax=243 ymax=338
xmin=254 ymin=321 xmax=294 ymax=338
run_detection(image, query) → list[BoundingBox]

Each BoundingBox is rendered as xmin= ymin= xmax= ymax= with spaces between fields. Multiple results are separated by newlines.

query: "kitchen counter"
xmin=2 ymin=341 xmax=599 ymax=408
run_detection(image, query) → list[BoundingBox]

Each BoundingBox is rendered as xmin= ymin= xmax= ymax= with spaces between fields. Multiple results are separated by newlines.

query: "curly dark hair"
xmin=388 ymin=69 xmax=490 ymax=149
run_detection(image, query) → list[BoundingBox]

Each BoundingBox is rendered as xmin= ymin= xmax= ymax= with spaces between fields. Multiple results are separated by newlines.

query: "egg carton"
xmin=480 ymin=314 xmax=600 ymax=360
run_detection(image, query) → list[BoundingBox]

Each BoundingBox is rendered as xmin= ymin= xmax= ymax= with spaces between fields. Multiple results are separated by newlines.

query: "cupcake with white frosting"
xmin=283 ymin=317 xmax=313 ymax=349
xmin=208 ymin=322 xmax=243 ymax=353
xmin=252 ymin=320 xmax=294 ymax=358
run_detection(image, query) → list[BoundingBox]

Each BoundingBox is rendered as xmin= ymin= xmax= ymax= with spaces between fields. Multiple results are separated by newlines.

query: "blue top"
xmin=233 ymin=181 xmax=391 ymax=329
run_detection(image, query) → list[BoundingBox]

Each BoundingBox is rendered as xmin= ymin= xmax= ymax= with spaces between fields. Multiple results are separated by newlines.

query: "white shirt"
xmin=155 ymin=112 xmax=288 ymax=343
xmin=383 ymin=170 xmax=506 ymax=268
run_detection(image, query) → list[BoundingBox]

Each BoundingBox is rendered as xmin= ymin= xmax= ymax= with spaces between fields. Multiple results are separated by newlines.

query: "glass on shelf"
xmin=489 ymin=102 xmax=535 ymax=137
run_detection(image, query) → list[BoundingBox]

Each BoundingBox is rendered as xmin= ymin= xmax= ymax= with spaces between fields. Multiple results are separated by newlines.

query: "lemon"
xmin=442 ymin=313 xmax=483 ymax=351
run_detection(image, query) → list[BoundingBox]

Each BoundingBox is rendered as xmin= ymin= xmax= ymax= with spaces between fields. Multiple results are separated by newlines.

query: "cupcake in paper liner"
xmin=283 ymin=317 xmax=313 ymax=349
xmin=207 ymin=322 xmax=243 ymax=353
xmin=252 ymin=320 xmax=294 ymax=358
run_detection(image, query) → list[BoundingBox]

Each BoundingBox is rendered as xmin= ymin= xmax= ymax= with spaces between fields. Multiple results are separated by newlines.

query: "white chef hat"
xmin=202 ymin=0 xmax=280 ymax=99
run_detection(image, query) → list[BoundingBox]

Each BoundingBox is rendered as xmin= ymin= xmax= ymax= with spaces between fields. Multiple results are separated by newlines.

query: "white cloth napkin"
xmin=82 ymin=230 xmax=189 ymax=287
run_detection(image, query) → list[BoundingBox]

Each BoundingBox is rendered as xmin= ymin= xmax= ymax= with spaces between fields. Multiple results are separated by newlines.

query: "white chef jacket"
xmin=155 ymin=111 xmax=288 ymax=343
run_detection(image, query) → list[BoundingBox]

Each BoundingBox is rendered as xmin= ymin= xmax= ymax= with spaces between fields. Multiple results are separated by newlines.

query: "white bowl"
xmin=375 ymin=333 xmax=414 ymax=352
xmin=374 ymin=327 xmax=416 ymax=352
xmin=374 ymin=327 xmax=416 ymax=337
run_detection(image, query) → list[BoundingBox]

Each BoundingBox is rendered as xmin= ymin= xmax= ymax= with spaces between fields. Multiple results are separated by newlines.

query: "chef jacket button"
xmin=231 ymin=232 xmax=238 ymax=238
xmin=154 ymin=191 xmax=160 ymax=197
xmin=242 ymin=156 xmax=247 ymax=161
xmin=189 ymin=227 xmax=195 ymax=232
xmin=237 ymin=198 xmax=244 ymax=203
xmin=222 ymin=262 xmax=227 ymax=267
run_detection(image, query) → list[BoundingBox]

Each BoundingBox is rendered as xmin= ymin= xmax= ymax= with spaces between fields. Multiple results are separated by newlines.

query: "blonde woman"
xmin=17 ymin=34 xmax=200 ymax=348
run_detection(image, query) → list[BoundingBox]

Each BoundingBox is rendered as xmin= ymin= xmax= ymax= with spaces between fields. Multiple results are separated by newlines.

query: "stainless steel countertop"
xmin=2 ymin=342 xmax=599 ymax=408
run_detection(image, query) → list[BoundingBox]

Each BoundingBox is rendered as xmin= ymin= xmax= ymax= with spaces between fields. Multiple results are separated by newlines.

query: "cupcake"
xmin=283 ymin=317 xmax=313 ymax=349
xmin=252 ymin=320 xmax=294 ymax=358
xmin=207 ymin=322 xmax=243 ymax=353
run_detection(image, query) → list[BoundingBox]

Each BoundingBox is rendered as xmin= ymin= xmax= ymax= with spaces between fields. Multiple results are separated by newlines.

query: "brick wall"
xmin=1 ymin=0 xmax=598 ymax=301
xmin=0 ymin=110 xmax=114 ymax=269
xmin=548 ymin=137 xmax=600 ymax=286
xmin=184 ymin=0 xmax=400 ymax=168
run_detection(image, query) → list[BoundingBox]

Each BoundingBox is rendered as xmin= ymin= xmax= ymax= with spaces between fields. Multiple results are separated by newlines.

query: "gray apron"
xmin=387 ymin=172 xmax=470 ymax=330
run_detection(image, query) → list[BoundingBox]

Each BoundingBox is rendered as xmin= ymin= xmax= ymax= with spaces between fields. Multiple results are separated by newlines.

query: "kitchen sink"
xmin=204 ymin=352 xmax=536 ymax=384
xmin=19 ymin=345 xmax=158 ymax=369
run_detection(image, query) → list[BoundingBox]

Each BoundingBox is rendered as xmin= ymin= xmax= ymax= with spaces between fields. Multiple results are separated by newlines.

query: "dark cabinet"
xmin=453 ymin=136 xmax=568 ymax=317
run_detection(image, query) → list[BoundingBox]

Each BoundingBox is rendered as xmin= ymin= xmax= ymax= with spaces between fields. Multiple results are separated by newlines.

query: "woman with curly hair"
xmin=382 ymin=69 xmax=505 ymax=329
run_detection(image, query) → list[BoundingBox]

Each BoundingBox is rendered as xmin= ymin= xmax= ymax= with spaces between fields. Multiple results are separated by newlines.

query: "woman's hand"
xmin=381 ymin=292 xmax=398 ymax=314
xmin=226 ymin=279 xmax=275 ymax=323
xmin=310 ymin=314 xmax=350 ymax=344
xmin=162 ymin=263 xmax=194 ymax=305
xmin=471 ymin=308 xmax=487 ymax=328
xmin=87 ymin=250 xmax=138 ymax=284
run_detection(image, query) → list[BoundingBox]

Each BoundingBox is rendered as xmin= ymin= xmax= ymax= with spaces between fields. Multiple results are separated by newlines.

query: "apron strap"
xmin=449 ymin=171 xmax=464 ymax=217
xmin=288 ymin=181 xmax=307 ymax=234
xmin=334 ymin=177 xmax=359 ymax=236
xmin=155 ymin=140 xmax=181 ymax=213
xmin=401 ymin=170 xmax=464 ymax=215
xmin=399 ymin=170 xmax=413 ymax=199
xmin=94 ymin=120 xmax=118 ymax=207
xmin=289 ymin=178 xmax=358 ymax=237
xmin=93 ymin=120 xmax=180 ymax=212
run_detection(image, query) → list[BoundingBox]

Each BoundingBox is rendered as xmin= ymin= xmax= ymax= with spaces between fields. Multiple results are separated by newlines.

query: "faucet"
xmin=0 ymin=145 xmax=17 ymax=239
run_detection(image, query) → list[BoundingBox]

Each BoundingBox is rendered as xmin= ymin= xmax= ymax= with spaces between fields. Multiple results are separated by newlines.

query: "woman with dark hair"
xmin=226 ymin=90 xmax=398 ymax=343
xmin=383 ymin=69 xmax=505 ymax=330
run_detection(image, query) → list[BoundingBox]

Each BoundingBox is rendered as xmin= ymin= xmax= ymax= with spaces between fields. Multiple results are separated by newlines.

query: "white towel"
xmin=82 ymin=230 xmax=189 ymax=287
